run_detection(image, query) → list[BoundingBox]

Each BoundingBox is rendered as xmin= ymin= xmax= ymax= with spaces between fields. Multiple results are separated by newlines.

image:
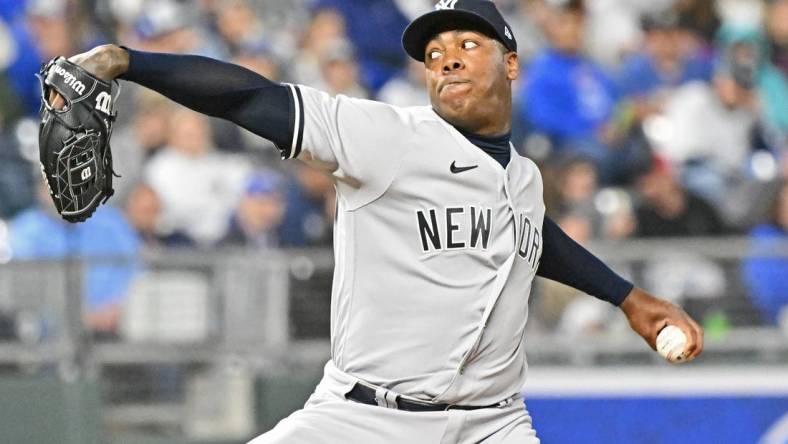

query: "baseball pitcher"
xmin=40 ymin=1 xmax=703 ymax=442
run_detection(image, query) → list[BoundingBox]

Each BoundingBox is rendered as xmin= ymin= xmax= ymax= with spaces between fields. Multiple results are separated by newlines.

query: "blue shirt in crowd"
xmin=616 ymin=52 xmax=712 ymax=98
xmin=2 ymin=12 xmax=45 ymax=116
xmin=9 ymin=205 xmax=141 ymax=311
xmin=742 ymin=224 xmax=788 ymax=325
xmin=521 ymin=48 xmax=617 ymax=143
xmin=314 ymin=0 xmax=409 ymax=92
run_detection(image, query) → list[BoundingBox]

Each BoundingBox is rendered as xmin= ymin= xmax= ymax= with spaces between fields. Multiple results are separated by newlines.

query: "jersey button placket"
xmin=458 ymin=173 xmax=516 ymax=375
xmin=502 ymin=170 xmax=515 ymax=208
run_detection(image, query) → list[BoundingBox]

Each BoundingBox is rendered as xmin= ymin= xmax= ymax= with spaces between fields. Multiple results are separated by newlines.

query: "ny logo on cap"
xmin=504 ymin=26 xmax=512 ymax=40
xmin=435 ymin=0 xmax=458 ymax=10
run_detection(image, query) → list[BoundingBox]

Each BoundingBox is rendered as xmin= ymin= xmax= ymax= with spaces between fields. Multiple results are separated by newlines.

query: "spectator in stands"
xmin=122 ymin=0 xmax=222 ymax=58
xmin=766 ymin=0 xmax=788 ymax=77
xmin=108 ymin=91 xmax=174 ymax=202
xmin=582 ymin=0 xmax=649 ymax=68
xmin=617 ymin=10 xmax=712 ymax=109
xmin=717 ymin=25 xmax=788 ymax=137
xmin=553 ymin=156 xmax=598 ymax=212
xmin=548 ymin=155 xmax=601 ymax=232
xmin=8 ymin=182 xmax=140 ymax=339
xmin=221 ymin=172 xmax=285 ymax=248
xmin=377 ymin=58 xmax=428 ymax=107
xmin=0 ymin=132 xmax=34 ymax=219
xmin=520 ymin=0 xmax=619 ymax=180
xmin=597 ymin=188 xmax=637 ymax=241
xmin=649 ymin=36 xmax=770 ymax=204
xmin=125 ymin=183 xmax=193 ymax=249
xmin=0 ymin=60 xmax=24 ymax=127
xmin=213 ymin=0 xmax=267 ymax=56
xmin=313 ymin=0 xmax=410 ymax=92
xmin=317 ymin=39 xmax=369 ymax=99
xmin=634 ymin=156 xmax=725 ymax=237
xmin=280 ymin=165 xmax=335 ymax=247
xmin=0 ymin=1 xmax=24 ymax=23
xmin=292 ymin=7 xmax=347 ymax=87
xmin=233 ymin=42 xmax=280 ymax=81
xmin=743 ymin=180 xmax=788 ymax=325
xmin=3 ymin=0 xmax=83 ymax=115
xmin=547 ymin=155 xmax=637 ymax=241
xmin=553 ymin=211 xmax=593 ymax=245
xmin=674 ymin=0 xmax=720 ymax=50
xmin=501 ymin=0 xmax=549 ymax=63
xmin=128 ymin=91 xmax=174 ymax=159
xmin=144 ymin=108 xmax=251 ymax=246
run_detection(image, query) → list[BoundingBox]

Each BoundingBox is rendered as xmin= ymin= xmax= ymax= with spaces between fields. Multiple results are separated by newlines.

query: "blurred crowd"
xmin=0 ymin=0 xmax=787 ymax=337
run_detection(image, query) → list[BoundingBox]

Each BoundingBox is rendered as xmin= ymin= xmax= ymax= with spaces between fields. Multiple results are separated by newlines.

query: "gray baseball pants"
xmin=248 ymin=361 xmax=540 ymax=444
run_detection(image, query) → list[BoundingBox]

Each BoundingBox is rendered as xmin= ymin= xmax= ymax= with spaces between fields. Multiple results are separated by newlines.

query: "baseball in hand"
xmin=656 ymin=325 xmax=688 ymax=363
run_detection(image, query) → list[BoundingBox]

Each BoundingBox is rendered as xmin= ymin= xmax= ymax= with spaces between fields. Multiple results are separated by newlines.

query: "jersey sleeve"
xmin=284 ymin=84 xmax=416 ymax=207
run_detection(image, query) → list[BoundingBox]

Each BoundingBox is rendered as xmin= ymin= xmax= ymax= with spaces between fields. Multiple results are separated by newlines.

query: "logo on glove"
xmin=95 ymin=92 xmax=112 ymax=114
xmin=51 ymin=64 xmax=87 ymax=95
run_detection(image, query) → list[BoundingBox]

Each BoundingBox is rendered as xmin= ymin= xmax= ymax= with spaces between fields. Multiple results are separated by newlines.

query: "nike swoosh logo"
xmin=450 ymin=161 xmax=478 ymax=174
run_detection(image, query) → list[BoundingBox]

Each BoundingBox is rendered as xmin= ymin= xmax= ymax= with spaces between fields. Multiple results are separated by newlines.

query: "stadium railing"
xmin=0 ymin=237 xmax=786 ymax=441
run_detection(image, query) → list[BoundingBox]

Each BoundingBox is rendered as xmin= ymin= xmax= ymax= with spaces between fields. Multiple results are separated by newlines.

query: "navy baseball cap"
xmin=402 ymin=0 xmax=518 ymax=62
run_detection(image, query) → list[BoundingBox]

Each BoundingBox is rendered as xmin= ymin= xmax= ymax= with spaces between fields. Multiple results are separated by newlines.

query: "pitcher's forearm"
xmin=536 ymin=216 xmax=633 ymax=306
xmin=118 ymin=47 xmax=294 ymax=149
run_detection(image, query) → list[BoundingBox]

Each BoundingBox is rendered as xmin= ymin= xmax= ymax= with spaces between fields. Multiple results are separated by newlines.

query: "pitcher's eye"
xmin=428 ymin=50 xmax=442 ymax=60
xmin=462 ymin=41 xmax=479 ymax=50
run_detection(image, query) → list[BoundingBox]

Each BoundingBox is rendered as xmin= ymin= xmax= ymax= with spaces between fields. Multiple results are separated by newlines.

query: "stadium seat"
xmin=0 ymin=376 xmax=101 ymax=444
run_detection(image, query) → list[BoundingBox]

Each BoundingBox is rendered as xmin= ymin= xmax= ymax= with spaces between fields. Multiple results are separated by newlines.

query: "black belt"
xmin=345 ymin=382 xmax=512 ymax=412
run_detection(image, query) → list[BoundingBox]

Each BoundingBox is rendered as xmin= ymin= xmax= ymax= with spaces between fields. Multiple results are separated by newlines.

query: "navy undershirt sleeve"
xmin=120 ymin=48 xmax=293 ymax=152
xmin=537 ymin=216 xmax=634 ymax=306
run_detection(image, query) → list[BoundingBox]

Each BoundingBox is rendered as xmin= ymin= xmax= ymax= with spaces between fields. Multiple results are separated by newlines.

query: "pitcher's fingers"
xmin=681 ymin=318 xmax=702 ymax=361
xmin=686 ymin=317 xmax=704 ymax=360
xmin=48 ymin=90 xmax=66 ymax=110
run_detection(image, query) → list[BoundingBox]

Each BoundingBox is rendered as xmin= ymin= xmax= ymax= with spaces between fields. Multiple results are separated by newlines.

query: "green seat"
xmin=109 ymin=435 xmax=241 ymax=444
xmin=0 ymin=376 xmax=101 ymax=444
xmin=254 ymin=370 xmax=323 ymax=432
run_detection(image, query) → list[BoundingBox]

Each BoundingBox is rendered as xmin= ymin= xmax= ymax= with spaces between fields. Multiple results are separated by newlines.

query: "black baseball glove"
xmin=36 ymin=56 xmax=119 ymax=223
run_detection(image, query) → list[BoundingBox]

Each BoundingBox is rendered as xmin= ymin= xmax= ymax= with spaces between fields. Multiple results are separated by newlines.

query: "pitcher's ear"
xmin=506 ymin=52 xmax=519 ymax=81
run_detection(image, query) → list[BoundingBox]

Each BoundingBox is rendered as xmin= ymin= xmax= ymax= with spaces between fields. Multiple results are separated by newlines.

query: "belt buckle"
xmin=374 ymin=387 xmax=399 ymax=409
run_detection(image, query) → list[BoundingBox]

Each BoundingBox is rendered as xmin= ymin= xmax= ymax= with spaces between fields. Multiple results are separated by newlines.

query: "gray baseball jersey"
xmin=285 ymin=84 xmax=545 ymax=406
